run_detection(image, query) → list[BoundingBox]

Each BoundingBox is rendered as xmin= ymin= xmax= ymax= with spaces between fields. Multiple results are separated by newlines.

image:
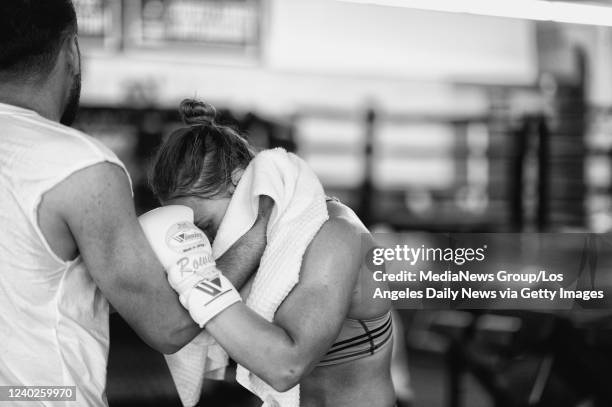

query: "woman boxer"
xmin=148 ymin=99 xmax=395 ymax=407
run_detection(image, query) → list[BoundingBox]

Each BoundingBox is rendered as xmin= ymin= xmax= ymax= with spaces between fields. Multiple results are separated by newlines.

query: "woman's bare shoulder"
xmin=325 ymin=200 xmax=370 ymax=235
xmin=307 ymin=201 xmax=372 ymax=260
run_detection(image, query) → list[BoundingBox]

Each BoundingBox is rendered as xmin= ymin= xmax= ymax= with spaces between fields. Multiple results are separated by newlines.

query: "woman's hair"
xmin=149 ymin=98 xmax=255 ymax=202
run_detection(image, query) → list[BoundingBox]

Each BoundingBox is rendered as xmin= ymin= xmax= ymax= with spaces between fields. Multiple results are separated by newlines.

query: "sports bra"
xmin=317 ymin=311 xmax=393 ymax=367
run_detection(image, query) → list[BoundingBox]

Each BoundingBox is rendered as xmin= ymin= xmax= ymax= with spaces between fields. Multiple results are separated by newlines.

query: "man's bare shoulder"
xmin=49 ymin=162 xmax=132 ymax=216
xmin=39 ymin=162 xmax=133 ymax=260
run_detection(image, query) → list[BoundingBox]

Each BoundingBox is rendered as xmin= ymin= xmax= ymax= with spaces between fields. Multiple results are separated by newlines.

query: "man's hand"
xmin=216 ymin=195 xmax=274 ymax=289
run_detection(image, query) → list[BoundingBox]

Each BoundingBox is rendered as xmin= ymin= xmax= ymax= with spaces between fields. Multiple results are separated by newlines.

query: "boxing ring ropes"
xmin=79 ymin=77 xmax=595 ymax=406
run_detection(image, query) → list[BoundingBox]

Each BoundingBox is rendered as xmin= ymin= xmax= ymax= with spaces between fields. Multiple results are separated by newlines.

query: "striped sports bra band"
xmin=317 ymin=311 xmax=393 ymax=367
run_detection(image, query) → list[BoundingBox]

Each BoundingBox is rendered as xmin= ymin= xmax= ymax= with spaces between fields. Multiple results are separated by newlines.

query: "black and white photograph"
xmin=1 ymin=1 xmax=612 ymax=407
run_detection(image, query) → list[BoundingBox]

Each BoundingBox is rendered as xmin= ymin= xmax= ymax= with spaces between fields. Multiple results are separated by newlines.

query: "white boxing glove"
xmin=139 ymin=205 xmax=241 ymax=327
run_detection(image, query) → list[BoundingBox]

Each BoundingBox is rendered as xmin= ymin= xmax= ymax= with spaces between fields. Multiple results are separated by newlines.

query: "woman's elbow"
xmin=265 ymin=363 xmax=307 ymax=392
xmin=268 ymin=375 xmax=300 ymax=393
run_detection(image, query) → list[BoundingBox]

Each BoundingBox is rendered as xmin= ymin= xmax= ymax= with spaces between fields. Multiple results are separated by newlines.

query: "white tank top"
xmin=0 ymin=102 xmax=131 ymax=406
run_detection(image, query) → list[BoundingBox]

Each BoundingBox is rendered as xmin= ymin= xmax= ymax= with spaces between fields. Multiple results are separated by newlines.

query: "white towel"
xmin=164 ymin=335 xmax=227 ymax=407
xmin=166 ymin=148 xmax=329 ymax=407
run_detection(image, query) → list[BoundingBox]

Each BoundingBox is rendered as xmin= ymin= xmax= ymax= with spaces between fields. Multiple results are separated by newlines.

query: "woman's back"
xmin=298 ymin=200 xmax=395 ymax=407
xmin=324 ymin=199 xmax=391 ymax=319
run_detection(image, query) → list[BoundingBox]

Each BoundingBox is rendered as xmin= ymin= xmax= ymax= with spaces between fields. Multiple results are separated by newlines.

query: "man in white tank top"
xmin=0 ymin=1 xmax=268 ymax=406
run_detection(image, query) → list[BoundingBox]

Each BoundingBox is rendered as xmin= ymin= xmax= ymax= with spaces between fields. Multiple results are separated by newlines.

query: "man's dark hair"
xmin=0 ymin=0 xmax=78 ymax=79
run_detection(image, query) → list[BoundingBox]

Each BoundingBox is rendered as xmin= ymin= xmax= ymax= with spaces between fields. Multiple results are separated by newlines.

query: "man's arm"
xmin=46 ymin=162 xmax=266 ymax=353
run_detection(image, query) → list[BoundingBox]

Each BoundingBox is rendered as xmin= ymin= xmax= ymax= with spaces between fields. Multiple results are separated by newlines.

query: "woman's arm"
xmin=216 ymin=196 xmax=275 ymax=289
xmin=205 ymin=217 xmax=363 ymax=392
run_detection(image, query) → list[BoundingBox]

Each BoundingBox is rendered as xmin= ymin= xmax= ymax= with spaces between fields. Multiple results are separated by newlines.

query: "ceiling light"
xmin=337 ymin=0 xmax=612 ymax=27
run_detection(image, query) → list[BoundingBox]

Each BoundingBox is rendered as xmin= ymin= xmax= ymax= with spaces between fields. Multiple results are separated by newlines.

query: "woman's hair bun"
xmin=179 ymin=98 xmax=216 ymax=126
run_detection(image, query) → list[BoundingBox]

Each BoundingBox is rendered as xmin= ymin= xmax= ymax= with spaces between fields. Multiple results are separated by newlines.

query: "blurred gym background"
xmin=70 ymin=1 xmax=612 ymax=406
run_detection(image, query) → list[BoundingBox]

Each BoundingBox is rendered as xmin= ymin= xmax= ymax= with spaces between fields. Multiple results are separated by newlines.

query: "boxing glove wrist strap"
xmin=181 ymin=273 xmax=242 ymax=327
